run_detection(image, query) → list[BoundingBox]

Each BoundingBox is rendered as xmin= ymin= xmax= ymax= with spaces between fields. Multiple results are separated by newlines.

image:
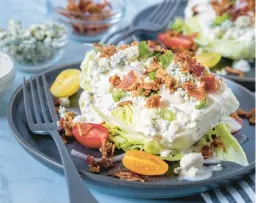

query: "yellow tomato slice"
xmin=195 ymin=52 xmax=221 ymax=69
xmin=122 ymin=150 xmax=169 ymax=176
xmin=50 ymin=69 xmax=81 ymax=98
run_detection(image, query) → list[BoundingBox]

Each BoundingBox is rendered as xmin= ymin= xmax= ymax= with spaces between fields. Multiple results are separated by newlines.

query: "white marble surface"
xmin=0 ymin=0 xmax=205 ymax=202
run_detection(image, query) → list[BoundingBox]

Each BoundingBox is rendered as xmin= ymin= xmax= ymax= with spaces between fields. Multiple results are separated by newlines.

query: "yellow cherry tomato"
xmin=122 ymin=150 xmax=169 ymax=176
xmin=195 ymin=52 xmax=221 ymax=69
xmin=50 ymin=69 xmax=81 ymax=98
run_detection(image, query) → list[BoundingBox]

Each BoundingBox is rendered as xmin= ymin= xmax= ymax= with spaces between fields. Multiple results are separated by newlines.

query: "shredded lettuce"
xmin=197 ymin=123 xmax=248 ymax=166
xmin=184 ymin=16 xmax=255 ymax=60
xmin=112 ymin=105 xmax=134 ymax=125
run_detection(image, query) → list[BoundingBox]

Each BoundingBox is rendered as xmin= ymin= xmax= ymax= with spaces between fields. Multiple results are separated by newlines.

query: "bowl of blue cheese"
xmin=0 ymin=12 xmax=69 ymax=72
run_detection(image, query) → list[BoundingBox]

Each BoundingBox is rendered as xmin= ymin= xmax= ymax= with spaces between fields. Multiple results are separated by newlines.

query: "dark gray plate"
xmin=132 ymin=2 xmax=255 ymax=91
xmin=8 ymin=63 xmax=255 ymax=198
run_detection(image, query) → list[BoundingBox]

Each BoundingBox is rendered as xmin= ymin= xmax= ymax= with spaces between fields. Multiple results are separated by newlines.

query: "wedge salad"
xmin=51 ymin=41 xmax=251 ymax=181
xmin=158 ymin=0 xmax=255 ymax=77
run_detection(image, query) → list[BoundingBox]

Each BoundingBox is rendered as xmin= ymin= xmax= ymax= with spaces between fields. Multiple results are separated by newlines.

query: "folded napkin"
xmin=202 ymin=173 xmax=255 ymax=203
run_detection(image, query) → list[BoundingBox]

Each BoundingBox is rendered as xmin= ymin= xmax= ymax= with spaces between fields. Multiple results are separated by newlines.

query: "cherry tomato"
xmin=50 ymin=69 xmax=81 ymax=98
xmin=122 ymin=150 xmax=168 ymax=176
xmin=158 ymin=33 xmax=193 ymax=49
xmin=72 ymin=123 xmax=109 ymax=148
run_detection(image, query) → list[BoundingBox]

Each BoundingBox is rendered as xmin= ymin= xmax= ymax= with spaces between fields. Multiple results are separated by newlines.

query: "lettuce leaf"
xmin=184 ymin=16 xmax=255 ymax=60
xmin=197 ymin=123 xmax=248 ymax=166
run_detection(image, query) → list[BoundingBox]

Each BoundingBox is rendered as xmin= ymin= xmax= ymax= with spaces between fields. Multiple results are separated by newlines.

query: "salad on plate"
xmin=50 ymin=41 xmax=254 ymax=182
xmin=158 ymin=0 xmax=255 ymax=78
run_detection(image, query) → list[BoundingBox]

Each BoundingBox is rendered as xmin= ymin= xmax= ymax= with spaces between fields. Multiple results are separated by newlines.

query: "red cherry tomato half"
xmin=158 ymin=32 xmax=194 ymax=49
xmin=72 ymin=123 xmax=109 ymax=149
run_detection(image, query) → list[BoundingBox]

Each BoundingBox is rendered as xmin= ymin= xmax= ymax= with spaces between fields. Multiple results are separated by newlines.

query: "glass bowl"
xmin=47 ymin=0 xmax=126 ymax=42
xmin=0 ymin=52 xmax=15 ymax=95
xmin=0 ymin=9 xmax=69 ymax=73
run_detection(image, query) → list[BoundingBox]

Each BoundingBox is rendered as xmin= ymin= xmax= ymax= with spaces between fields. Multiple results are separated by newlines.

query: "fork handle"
xmin=50 ymin=130 xmax=98 ymax=203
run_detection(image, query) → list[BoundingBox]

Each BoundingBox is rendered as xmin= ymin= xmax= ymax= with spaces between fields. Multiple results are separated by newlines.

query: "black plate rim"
xmin=132 ymin=4 xmax=255 ymax=83
xmin=7 ymin=62 xmax=255 ymax=189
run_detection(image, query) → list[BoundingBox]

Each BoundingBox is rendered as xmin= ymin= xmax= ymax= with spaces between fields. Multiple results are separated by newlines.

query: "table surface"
xmin=0 ymin=0 xmax=206 ymax=202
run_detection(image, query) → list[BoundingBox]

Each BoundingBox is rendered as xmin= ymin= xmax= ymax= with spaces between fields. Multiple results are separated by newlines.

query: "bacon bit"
xmin=200 ymin=75 xmax=220 ymax=93
xmin=133 ymin=79 xmax=162 ymax=97
xmin=164 ymin=75 xmax=178 ymax=93
xmin=109 ymin=74 xmax=121 ymax=86
xmin=59 ymin=112 xmax=75 ymax=137
xmin=147 ymin=57 xmax=162 ymax=72
xmin=145 ymin=95 xmax=161 ymax=108
xmin=118 ymin=44 xmax=130 ymax=50
xmin=211 ymin=0 xmax=234 ymax=16
xmin=100 ymin=138 xmax=115 ymax=158
xmin=117 ymin=101 xmax=133 ymax=107
xmin=236 ymin=108 xmax=255 ymax=125
xmin=201 ymin=145 xmax=213 ymax=159
xmin=111 ymin=168 xmax=145 ymax=182
xmin=87 ymin=155 xmax=100 ymax=173
xmin=174 ymin=53 xmax=205 ymax=77
xmin=117 ymin=70 xmax=139 ymax=91
xmin=76 ymin=122 xmax=93 ymax=136
xmin=212 ymin=136 xmax=225 ymax=150
xmin=182 ymin=81 xmax=206 ymax=100
xmin=230 ymin=112 xmax=241 ymax=121
xmin=147 ymin=40 xmax=166 ymax=53
xmin=225 ymin=66 xmax=244 ymax=77
xmin=131 ymin=41 xmax=139 ymax=46
xmin=99 ymin=45 xmax=116 ymax=58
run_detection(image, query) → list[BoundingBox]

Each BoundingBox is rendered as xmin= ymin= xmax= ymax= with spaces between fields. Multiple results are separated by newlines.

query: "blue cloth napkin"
xmin=202 ymin=173 xmax=255 ymax=203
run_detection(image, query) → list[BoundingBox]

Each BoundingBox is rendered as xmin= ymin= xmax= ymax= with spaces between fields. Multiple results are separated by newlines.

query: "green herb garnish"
xmin=112 ymin=90 xmax=126 ymax=102
xmin=159 ymin=109 xmax=175 ymax=121
xmin=212 ymin=13 xmax=231 ymax=27
xmin=158 ymin=50 xmax=174 ymax=68
xmin=148 ymin=71 xmax=157 ymax=80
xmin=195 ymin=99 xmax=206 ymax=109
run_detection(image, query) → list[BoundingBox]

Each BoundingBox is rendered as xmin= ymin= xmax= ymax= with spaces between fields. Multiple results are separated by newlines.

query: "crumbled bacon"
xmin=109 ymin=74 xmax=121 ymax=86
xmin=87 ymin=155 xmax=100 ymax=173
xmin=201 ymin=145 xmax=213 ymax=159
xmin=145 ymin=95 xmax=161 ymax=108
xmin=111 ymin=168 xmax=145 ymax=182
xmin=118 ymin=44 xmax=130 ymax=50
xmin=174 ymin=53 xmax=205 ymax=77
xmin=182 ymin=81 xmax=206 ymax=100
xmin=97 ymin=45 xmax=116 ymax=58
xmin=131 ymin=41 xmax=139 ymax=46
xmin=236 ymin=108 xmax=255 ymax=125
xmin=117 ymin=70 xmax=139 ymax=91
xmin=200 ymin=75 xmax=220 ymax=93
xmin=147 ymin=40 xmax=166 ymax=53
xmin=212 ymin=136 xmax=225 ymax=150
xmin=147 ymin=57 xmax=162 ymax=72
xmin=155 ymin=68 xmax=177 ymax=92
xmin=59 ymin=112 xmax=75 ymax=137
xmin=211 ymin=0 xmax=234 ymax=16
xmin=225 ymin=66 xmax=244 ymax=77
xmin=76 ymin=122 xmax=93 ymax=137
xmin=117 ymin=101 xmax=133 ymax=107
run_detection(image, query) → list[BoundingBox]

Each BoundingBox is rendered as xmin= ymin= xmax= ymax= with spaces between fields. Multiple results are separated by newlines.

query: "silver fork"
xmin=23 ymin=75 xmax=98 ymax=203
xmin=101 ymin=0 xmax=180 ymax=45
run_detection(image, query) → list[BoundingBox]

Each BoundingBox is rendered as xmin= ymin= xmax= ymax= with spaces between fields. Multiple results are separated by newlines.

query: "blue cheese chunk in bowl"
xmin=0 ymin=10 xmax=69 ymax=72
